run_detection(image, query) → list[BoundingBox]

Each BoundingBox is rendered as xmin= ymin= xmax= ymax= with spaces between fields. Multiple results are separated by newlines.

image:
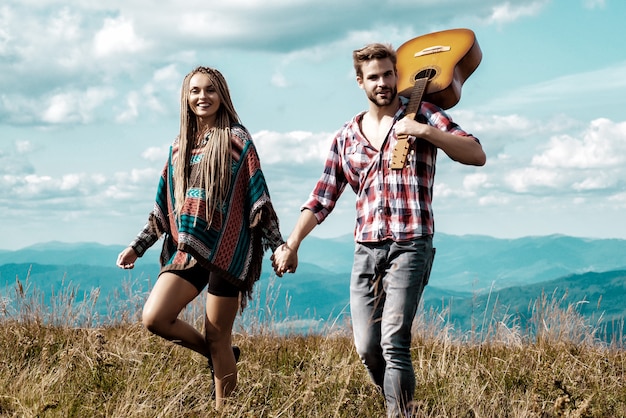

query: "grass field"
xmin=1 ymin=275 xmax=624 ymax=417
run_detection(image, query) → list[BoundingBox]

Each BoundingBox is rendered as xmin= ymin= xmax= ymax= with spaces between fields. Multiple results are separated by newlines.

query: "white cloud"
xmin=488 ymin=118 xmax=626 ymax=197
xmin=93 ymin=16 xmax=147 ymax=57
xmin=608 ymin=191 xmax=626 ymax=206
xmin=141 ymin=146 xmax=170 ymax=162
xmin=48 ymin=7 xmax=81 ymax=42
xmin=456 ymin=112 xmax=537 ymax=137
xmin=42 ymin=94 xmax=75 ymax=124
xmin=0 ymin=0 xmax=549 ymax=128
xmin=0 ymin=143 xmax=34 ymax=175
xmin=116 ymin=92 xmax=140 ymax=123
xmin=178 ymin=11 xmax=244 ymax=40
xmin=486 ymin=0 xmax=547 ymax=25
xmin=478 ymin=194 xmax=510 ymax=206
xmin=153 ymin=64 xmax=180 ymax=84
xmin=15 ymin=140 xmax=33 ymax=154
xmin=127 ymin=167 xmax=160 ymax=184
xmin=60 ymin=174 xmax=81 ymax=191
xmin=463 ymin=172 xmax=490 ymax=191
xmin=42 ymin=87 xmax=116 ymax=124
xmin=0 ymin=164 xmax=158 ymax=228
xmin=435 ymin=182 xmax=468 ymax=198
xmin=504 ymin=166 xmax=561 ymax=193
xmin=271 ymin=72 xmax=289 ymax=88
xmin=16 ymin=172 xmax=103 ymax=198
xmin=19 ymin=174 xmax=55 ymax=195
xmin=116 ymin=65 xmax=179 ymax=122
xmin=0 ymin=9 xmax=11 ymax=56
xmin=254 ymin=130 xmax=332 ymax=164
xmin=531 ymin=118 xmax=626 ymax=169
xmin=104 ymin=168 xmax=159 ymax=201
xmin=572 ymin=173 xmax=613 ymax=191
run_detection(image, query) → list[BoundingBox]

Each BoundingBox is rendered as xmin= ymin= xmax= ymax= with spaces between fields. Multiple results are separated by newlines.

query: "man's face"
xmin=357 ymin=58 xmax=398 ymax=107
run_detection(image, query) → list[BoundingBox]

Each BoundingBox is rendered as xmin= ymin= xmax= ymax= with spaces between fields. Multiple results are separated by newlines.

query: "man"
xmin=272 ymin=43 xmax=485 ymax=417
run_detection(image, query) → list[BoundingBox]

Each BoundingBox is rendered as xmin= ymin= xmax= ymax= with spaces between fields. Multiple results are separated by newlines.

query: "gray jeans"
xmin=349 ymin=236 xmax=435 ymax=417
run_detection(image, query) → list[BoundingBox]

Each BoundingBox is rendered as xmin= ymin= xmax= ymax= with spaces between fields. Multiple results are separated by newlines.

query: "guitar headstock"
xmin=391 ymin=137 xmax=410 ymax=170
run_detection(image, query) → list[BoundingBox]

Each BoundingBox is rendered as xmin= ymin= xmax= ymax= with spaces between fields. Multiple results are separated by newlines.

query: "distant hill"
xmin=1 ymin=235 xmax=625 ymax=340
xmin=0 ymin=241 xmax=159 ymax=267
xmin=4 ymin=234 xmax=625 ymax=291
xmin=424 ymin=269 xmax=626 ymax=343
xmin=293 ymin=233 xmax=626 ymax=293
xmin=428 ymin=233 xmax=626 ymax=291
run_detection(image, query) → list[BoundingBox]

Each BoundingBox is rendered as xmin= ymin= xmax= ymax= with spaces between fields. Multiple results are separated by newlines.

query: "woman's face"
xmin=188 ymin=72 xmax=221 ymax=124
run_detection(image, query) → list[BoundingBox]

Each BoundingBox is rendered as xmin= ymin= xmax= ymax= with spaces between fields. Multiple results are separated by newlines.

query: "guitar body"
xmin=390 ymin=28 xmax=481 ymax=169
xmin=396 ymin=28 xmax=482 ymax=110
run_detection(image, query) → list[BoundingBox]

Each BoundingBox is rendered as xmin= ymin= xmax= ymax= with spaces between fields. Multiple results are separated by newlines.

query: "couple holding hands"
xmin=116 ymin=42 xmax=485 ymax=417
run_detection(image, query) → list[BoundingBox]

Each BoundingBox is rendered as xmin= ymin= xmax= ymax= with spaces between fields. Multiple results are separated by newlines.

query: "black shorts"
xmin=163 ymin=264 xmax=240 ymax=297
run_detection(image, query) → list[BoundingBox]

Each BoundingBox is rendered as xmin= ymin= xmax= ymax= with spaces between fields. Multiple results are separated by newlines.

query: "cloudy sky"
xmin=1 ymin=0 xmax=625 ymax=250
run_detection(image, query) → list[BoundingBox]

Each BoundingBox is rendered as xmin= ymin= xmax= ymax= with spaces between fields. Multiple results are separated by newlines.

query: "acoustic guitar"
xmin=391 ymin=28 xmax=482 ymax=169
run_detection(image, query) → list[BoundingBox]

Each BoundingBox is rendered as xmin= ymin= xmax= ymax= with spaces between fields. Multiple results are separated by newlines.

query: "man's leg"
xmin=381 ymin=236 xmax=435 ymax=417
xmin=350 ymin=242 xmax=387 ymax=389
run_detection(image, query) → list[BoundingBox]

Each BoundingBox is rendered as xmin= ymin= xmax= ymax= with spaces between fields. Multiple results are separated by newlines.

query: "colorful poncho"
xmin=130 ymin=125 xmax=283 ymax=307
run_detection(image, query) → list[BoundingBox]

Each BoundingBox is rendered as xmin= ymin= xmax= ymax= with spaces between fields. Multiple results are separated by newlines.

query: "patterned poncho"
xmin=130 ymin=125 xmax=283 ymax=307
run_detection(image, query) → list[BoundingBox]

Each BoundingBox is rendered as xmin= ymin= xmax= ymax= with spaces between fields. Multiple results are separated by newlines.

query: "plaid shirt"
xmin=302 ymin=96 xmax=476 ymax=243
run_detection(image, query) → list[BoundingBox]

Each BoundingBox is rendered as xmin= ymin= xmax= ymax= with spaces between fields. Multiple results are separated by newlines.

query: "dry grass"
xmin=0 ymin=274 xmax=624 ymax=417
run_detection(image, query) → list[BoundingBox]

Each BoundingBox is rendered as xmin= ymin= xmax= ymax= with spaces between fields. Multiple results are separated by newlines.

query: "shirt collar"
xmin=396 ymin=95 xmax=410 ymax=120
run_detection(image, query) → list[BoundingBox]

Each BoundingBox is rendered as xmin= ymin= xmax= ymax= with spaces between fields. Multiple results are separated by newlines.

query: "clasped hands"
xmin=271 ymin=242 xmax=298 ymax=277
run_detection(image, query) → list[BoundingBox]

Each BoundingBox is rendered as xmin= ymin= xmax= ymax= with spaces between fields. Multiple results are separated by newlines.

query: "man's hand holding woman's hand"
xmin=271 ymin=243 xmax=298 ymax=277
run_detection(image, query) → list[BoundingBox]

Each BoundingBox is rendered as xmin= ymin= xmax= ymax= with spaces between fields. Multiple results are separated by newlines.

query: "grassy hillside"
xmin=425 ymin=270 xmax=626 ymax=344
xmin=1 ymin=279 xmax=625 ymax=417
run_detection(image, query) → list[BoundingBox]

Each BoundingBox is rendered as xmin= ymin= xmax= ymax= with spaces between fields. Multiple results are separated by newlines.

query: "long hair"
xmin=174 ymin=66 xmax=241 ymax=226
xmin=352 ymin=43 xmax=397 ymax=77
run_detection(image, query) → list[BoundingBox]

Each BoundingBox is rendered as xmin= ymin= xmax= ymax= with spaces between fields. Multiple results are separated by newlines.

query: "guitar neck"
xmin=390 ymin=75 xmax=429 ymax=170
xmin=404 ymin=76 xmax=429 ymax=119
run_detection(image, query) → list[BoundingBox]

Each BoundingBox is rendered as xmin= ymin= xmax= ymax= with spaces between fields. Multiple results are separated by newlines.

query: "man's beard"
xmin=367 ymin=86 xmax=398 ymax=107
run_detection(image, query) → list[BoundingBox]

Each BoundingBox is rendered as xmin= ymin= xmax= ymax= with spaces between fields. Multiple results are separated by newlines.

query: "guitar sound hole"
xmin=414 ymin=68 xmax=437 ymax=81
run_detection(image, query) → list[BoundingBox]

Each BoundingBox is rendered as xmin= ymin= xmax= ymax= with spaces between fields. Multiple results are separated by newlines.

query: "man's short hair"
xmin=352 ymin=43 xmax=397 ymax=77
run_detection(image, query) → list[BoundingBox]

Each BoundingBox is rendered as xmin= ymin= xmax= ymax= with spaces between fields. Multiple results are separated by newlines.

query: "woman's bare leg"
xmin=142 ymin=272 xmax=209 ymax=357
xmin=205 ymin=285 xmax=240 ymax=409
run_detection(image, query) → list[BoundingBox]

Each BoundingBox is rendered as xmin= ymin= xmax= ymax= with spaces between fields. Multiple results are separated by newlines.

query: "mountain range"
xmin=1 ymin=234 xmax=625 ymax=341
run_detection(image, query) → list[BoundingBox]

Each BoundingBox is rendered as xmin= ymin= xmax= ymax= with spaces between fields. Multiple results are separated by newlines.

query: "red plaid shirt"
xmin=303 ymin=97 xmax=476 ymax=243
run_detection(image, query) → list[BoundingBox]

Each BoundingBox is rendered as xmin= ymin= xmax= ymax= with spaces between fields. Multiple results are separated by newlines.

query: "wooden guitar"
xmin=391 ymin=28 xmax=482 ymax=169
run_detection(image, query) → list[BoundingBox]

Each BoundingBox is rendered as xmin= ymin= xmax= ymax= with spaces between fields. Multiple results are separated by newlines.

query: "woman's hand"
xmin=116 ymin=247 xmax=138 ymax=269
xmin=270 ymin=243 xmax=298 ymax=277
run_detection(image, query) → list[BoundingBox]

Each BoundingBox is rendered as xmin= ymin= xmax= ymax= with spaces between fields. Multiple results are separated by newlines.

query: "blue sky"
xmin=1 ymin=0 xmax=625 ymax=250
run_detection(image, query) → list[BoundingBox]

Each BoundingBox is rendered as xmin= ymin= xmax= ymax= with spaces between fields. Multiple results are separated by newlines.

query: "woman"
xmin=116 ymin=66 xmax=284 ymax=408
